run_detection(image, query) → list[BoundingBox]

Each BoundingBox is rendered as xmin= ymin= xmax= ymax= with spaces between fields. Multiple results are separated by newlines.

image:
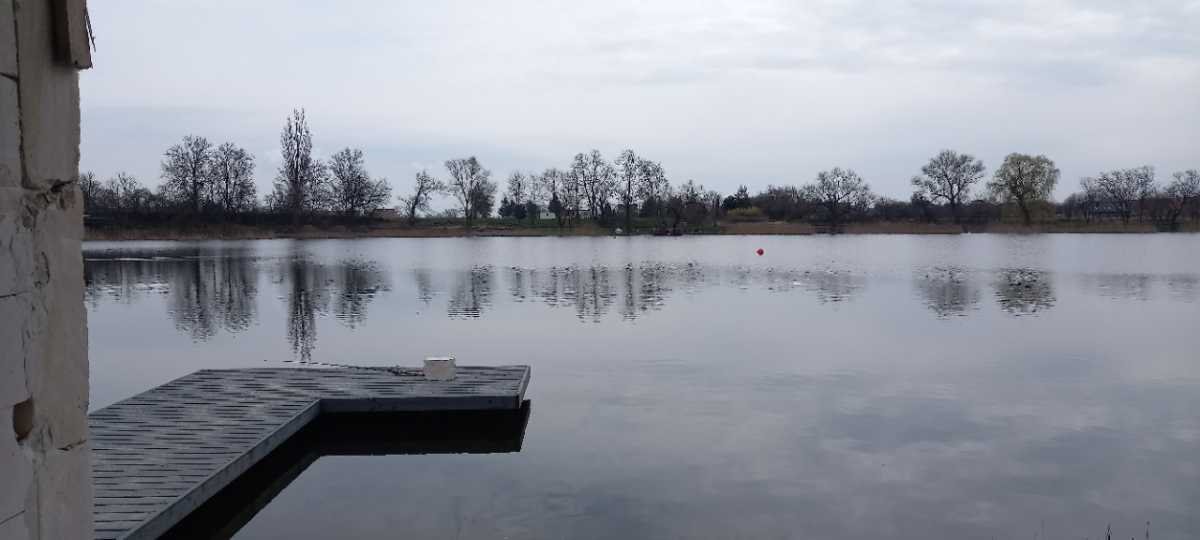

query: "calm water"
xmin=84 ymin=235 xmax=1200 ymax=539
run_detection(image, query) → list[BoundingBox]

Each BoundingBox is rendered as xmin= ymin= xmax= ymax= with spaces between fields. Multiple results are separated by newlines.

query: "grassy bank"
xmin=84 ymin=219 xmax=1195 ymax=241
xmin=722 ymin=220 xmax=1193 ymax=235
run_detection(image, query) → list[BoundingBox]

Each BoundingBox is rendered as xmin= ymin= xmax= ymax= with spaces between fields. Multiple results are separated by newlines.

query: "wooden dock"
xmin=88 ymin=366 xmax=531 ymax=540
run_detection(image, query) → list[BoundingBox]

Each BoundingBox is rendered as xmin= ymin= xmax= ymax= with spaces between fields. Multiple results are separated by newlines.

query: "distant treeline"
xmin=81 ymin=108 xmax=1200 ymax=233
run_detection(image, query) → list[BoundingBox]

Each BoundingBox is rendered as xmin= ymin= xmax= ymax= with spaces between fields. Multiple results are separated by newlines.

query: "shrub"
xmin=725 ymin=207 xmax=767 ymax=222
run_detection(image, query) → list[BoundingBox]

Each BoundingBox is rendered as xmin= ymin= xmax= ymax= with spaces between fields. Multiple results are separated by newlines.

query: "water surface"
xmin=84 ymin=235 xmax=1200 ymax=539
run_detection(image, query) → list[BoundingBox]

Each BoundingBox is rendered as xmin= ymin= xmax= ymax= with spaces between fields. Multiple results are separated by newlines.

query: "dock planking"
xmin=88 ymin=366 xmax=531 ymax=540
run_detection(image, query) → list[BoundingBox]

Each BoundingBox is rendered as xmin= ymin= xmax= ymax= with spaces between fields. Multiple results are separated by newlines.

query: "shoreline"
xmin=83 ymin=220 xmax=1194 ymax=241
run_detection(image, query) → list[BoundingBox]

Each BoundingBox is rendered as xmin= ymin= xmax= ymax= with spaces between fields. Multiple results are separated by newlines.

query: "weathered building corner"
xmin=1 ymin=0 xmax=93 ymax=538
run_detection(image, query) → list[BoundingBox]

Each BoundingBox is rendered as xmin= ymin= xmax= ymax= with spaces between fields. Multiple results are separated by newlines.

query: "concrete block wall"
xmin=1 ymin=0 xmax=92 ymax=538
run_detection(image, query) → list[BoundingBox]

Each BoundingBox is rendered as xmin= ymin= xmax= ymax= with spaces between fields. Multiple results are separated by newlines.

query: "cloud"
xmin=80 ymin=0 xmax=1200 ymax=201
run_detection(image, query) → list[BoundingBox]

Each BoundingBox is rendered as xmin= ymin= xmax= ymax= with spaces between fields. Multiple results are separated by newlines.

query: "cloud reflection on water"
xmin=81 ymin=238 xmax=1200 ymax=539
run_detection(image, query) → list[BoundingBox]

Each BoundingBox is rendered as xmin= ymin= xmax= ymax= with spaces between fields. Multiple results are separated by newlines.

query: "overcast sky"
xmin=81 ymin=0 xmax=1200 ymax=204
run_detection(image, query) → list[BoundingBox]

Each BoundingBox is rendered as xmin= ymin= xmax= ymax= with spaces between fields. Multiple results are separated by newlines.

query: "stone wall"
xmin=1 ymin=0 xmax=92 ymax=538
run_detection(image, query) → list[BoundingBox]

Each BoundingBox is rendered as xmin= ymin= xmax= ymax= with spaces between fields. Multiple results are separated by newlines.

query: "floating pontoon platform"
xmin=88 ymin=366 xmax=530 ymax=539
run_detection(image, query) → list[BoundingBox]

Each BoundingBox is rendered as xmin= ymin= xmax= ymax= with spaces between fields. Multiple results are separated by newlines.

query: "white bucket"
xmin=423 ymin=356 xmax=457 ymax=381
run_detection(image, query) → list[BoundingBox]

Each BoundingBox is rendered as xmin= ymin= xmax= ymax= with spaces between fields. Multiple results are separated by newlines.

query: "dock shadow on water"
xmin=160 ymin=403 xmax=532 ymax=540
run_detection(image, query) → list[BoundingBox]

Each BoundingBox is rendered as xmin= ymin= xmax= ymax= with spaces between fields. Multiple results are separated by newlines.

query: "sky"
xmin=80 ymin=0 xmax=1200 ymax=206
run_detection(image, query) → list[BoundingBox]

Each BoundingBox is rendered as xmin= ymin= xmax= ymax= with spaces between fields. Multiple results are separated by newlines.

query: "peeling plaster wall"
xmin=1 ymin=0 xmax=92 ymax=538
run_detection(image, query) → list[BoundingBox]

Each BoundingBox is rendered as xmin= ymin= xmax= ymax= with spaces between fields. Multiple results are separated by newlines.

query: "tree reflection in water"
xmin=1082 ymin=273 xmax=1154 ymax=302
xmin=84 ymin=246 xmax=258 ymax=340
xmin=84 ymin=253 xmax=168 ymax=307
xmin=333 ymin=260 xmax=390 ymax=328
xmin=994 ymin=268 xmax=1056 ymax=316
xmin=1165 ymin=274 xmax=1198 ymax=302
xmin=447 ymin=265 xmax=493 ymax=319
xmin=281 ymin=255 xmax=328 ymax=364
xmin=569 ymin=265 xmax=615 ymax=323
xmin=915 ymin=266 xmax=981 ymax=318
xmin=795 ymin=268 xmax=864 ymax=303
xmin=84 ymin=252 xmax=1086 ymax=362
xmin=279 ymin=252 xmax=391 ymax=362
xmin=87 ymin=256 xmax=880 ymax=341
xmin=413 ymin=268 xmax=435 ymax=306
xmin=83 ymin=245 xmax=390 ymax=363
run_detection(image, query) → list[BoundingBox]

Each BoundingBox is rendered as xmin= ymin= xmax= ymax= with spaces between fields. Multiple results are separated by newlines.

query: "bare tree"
xmin=561 ymin=165 xmax=583 ymax=225
xmin=209 ymin=142 xmax=256 ymax=216
xmin=616 ymin=149 xmax=640 ymax=231
xmin=705 ymin=190 xmax=722 ymax=227
xmin=399 ymin=170 xmax=444 ymax=225
xmin=1059 ymin=180 xmax=1089 ymax=222
xmin=469 ymin=178 xmax=497 ymax=220
xmin=987 ymin=153 xmax=1059 ymax=226
xmin=161 ymin=135 xmax=213 ymax=213
xmin=507 ymin=171 xmax=529 ymax=205
xmin=1153 ymin=170 xmax=1200 ymax=230
xmin=444 ymin=156 xmax=491 ymax=228
xmin=328 ymin=148 xmax=392 ymax=218
xmin=79 ymin=172 xmax=145 ymax=214
xmin=666 ymin=179 xmax=711 ymax=231
xmin=911 ymin=150 xmax=985 ymax=224
xmin=572 ymin=150 xmax=615 ymax=222
xmin=521 ymin=171 xmax=542 ymax=224
xmin=569 ymin=153 xmax=590 ymax=219
xmin=1088 ymin=166 xmax=1155 ymax=223
xmin=271 ymin=109 xmax=328 ymax=223
xmin=910 ymin=192 xmax=935 ymax=223
xmin=1171 ymin=170 xmax=1200 ymax=202
xmin=677 ymin=179 xmax=703 ymax=202
xmin=501 ymin=171 xmax=540 ymax=223
xmin=635 ymin=159 xmax=669 ymax=227
xmin=1184 ymin=170 xmax=1200 ymax=223
xmin=539 ymin=168 xmax=568 ymax=227
xmin=106 ymin=172 xmax=147 ymax=213
xmin=806 ymin=167 xmax=873 ymax=229
xmin=1076 ymin=177 xmax=1105 ymax=222
xmin=78 ymin=171 xmax=102 ymax=211
xmin=752 ymin=184 xmax=805 ymax=221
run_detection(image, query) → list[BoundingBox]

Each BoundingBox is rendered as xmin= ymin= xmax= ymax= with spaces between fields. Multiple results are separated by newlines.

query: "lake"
xmin=83 ymin=235 xmax=1200 ymax=539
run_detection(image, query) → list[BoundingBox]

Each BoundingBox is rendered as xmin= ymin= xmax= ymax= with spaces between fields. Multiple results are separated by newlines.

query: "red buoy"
xmin=756 ymin=248 xmax=764 ymax=256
